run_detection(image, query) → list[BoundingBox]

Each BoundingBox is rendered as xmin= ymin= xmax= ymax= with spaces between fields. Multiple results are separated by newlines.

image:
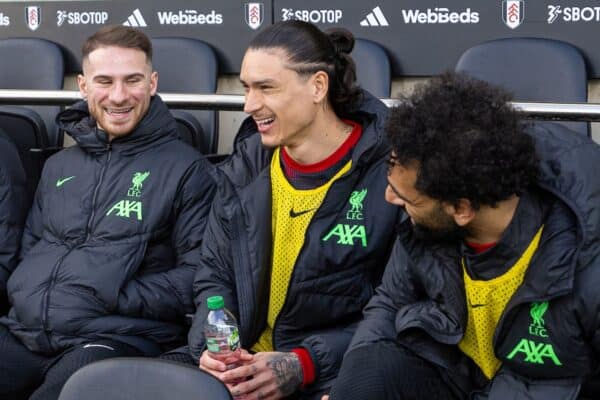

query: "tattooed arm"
xmin=218 ymin=351 xmax=304 ymax=400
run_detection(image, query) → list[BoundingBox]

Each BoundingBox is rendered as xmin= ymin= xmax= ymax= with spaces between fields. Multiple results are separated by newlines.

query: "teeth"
xmin=107 ymin=108 xmax=133 ymax=114
xmin=256 ymin=117 xmax=274 ymax=126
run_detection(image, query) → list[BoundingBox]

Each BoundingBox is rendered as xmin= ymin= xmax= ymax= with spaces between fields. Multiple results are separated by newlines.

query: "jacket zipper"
xmin=85 ymin=144 xmax=112 ymax=240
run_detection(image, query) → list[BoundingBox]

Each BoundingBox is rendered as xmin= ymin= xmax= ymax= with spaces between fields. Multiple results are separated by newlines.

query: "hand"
xmin=221 ymin=351 xmax=303 ymax=400
xmin=199 ymin=348 xmax=253 ymax=383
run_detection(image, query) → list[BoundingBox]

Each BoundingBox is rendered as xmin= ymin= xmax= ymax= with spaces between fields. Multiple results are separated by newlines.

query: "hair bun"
xmin=327 ymin=28 xmax=355 ymax=54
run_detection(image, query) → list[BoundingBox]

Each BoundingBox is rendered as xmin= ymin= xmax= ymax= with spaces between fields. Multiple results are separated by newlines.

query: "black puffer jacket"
xmin=348 ymin=123 xmax=600 ymax=399
xmin=0 ymin=130 xmax=28 ymax=314
xmin=1 ymin=96 xmax=216 ymax=355
xmin=187 ymin=91 xmax=402 ymax=393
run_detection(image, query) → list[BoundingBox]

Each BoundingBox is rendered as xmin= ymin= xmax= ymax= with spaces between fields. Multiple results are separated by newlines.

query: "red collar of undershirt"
xmin=280 ymin=119 xmax=362 ymax=174
xmin=465 ymin=241 xmax=497 ymax=254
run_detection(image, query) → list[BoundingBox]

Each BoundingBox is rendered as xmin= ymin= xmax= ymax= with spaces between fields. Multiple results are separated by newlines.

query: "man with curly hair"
xmin=326 ymin=72 xmax=600 ymax=399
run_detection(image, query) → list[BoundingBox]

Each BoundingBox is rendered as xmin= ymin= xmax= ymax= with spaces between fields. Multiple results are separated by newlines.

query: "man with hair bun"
xmin=171 ymin=20 xmax=401 ymax=400
xmin=327 ymin=72 xmax=600 ymax=400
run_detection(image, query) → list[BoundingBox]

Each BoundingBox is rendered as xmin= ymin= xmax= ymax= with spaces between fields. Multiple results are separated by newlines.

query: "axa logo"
xmin=123 ymin=9 xmax=147 ymax=27
xmin=401 ymin=7 xmax=479 ymax=24
xmin=360 ymin=6 xmax=389 ymax=27
xmin=245 ymin=3 xmax=263 ymax=30
xmin=106 ymin=200 xmax=143 ymax=221
xmin=107 ymin=171 xmax=149 ymax=221
xmin=25 ymin=6 xmax=41 ymax=31
xmin=502 ymin=0 xmax=524 ymax=29
xmin=281 ymin=8 xmax=342 ymax=24
xmin=323 ymin=189 xmax=369 ymax=247
xmin=157 ymin=9 xmax=223 ymax=25
xmin=506 ymin=302 xmax=562 ymax=366
xmin=548 ymin=5 xmax=600 ymax=23
xmin=0 ymin=12 xmax=10 ymax=26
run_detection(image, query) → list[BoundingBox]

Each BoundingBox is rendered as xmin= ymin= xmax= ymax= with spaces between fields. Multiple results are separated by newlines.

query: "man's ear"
xmin=443 ymin=198 xmax=475 ymax=227
xmin=311 ymin=70 xmax=329 ymax=104
xmin=77 ymin=74 xmax=87 ymax=99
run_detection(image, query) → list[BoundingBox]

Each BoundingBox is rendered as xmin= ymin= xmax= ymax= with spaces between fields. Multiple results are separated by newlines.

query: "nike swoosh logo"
xmin=289 ymin=208 xmax=317 ymax=218
xmin=56 ymin=176 xmax=75 ymax=187
xmin=470 ymin=302 xmax=486 ymax=308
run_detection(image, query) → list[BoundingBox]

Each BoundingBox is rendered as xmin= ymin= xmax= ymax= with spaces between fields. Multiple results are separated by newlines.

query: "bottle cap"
xmin=207 ymin=296 xmax=224 ymax=310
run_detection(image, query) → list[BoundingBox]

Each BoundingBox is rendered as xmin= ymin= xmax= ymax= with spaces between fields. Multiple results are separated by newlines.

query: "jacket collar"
xmin=56 ymin=95 xmax=178 ymax=156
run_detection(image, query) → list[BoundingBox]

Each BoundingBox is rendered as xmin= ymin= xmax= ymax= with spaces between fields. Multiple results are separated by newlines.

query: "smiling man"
xmin=327 ymin=73 xmax=600 ymax=400
xmin=161 ymin=21 xmax=401 ymax=400
xmin=0 ymin=26 xmax=216 ymax=400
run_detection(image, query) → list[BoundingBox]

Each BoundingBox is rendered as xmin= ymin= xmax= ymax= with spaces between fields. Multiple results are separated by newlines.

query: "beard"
xmin=411 ymin=216 xmax=467 ymax=245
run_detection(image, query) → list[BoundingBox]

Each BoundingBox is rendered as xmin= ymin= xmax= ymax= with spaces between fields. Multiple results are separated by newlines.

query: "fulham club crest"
xmin=25 ymin=6 xmax=41 ymax=31
xmin=245 ymin=3 xmax=263 ymax=30
xmin=502 ymin=0 xmax=524 ymax=29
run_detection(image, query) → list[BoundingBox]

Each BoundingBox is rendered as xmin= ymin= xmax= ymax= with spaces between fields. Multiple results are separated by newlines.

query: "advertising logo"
xmin=123 ymin=9 xmax=147 ymax=27
xmin=245 ymin=3 xmax=263 ymax=30
xmin=281 ymin=8 xmax=342 ymax=24
xmin=400 ymin=7 xmax=479 ymax=24
xmin=0 ymin=13 xmax=9 ymax=26
xmin=25 ymin=6 xmax=41 ymax=31
xmin=157 ymin=9 xmax=223 ymax=25
xmin=360 ymin=6 xmax=389 ymax=27
xmin=57 ymin=10 xmax=108 ymax=26
xmin=503 ymin=0 xmax=524 ymax=29
xmin=547 ymin=5 xmax=600 ymax=23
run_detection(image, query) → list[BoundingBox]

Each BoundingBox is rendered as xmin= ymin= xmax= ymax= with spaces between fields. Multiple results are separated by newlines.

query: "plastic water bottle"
xmin=203 ymin=295 xmax=241 ymax=370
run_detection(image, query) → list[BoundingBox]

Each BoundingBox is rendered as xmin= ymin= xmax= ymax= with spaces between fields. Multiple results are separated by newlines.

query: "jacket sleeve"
xmin=0 ymin=156 xmax=28 ymax=313
xmin=347 ymin=237 xmax=419 ymax=352
xmin=117 ymin=159 xmax=217 ymax=321
xmin=187 ymin=179 xmax=238 ymax=362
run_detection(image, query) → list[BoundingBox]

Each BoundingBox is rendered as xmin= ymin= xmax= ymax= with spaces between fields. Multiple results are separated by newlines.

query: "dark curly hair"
xmin=248 ymin=20 xmax=362 ymax=116
xmin=386 ymin=72 xmax=539 ymax=209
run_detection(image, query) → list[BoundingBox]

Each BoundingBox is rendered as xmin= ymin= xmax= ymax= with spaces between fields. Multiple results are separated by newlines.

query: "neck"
xmin=465 ymin=195 xmax=520 ymax=244
xmin=284 ymin=107 xmax=352 ymax=165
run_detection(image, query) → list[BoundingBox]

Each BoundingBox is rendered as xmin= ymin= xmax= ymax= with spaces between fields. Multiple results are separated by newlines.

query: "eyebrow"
xmin=387 ymin=179 xmax=416 ymax=206
xmin=239 ymin=78 xmax=277 ymax=86
xmin=92 ymin=73 xmax=145 ymax=81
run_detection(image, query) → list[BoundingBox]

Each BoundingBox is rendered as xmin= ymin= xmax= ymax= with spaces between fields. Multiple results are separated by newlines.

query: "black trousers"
xmin=328 ymin=340 xmax=463 ymax=400
xmin=0 ymin=325 xmax=143 ymax=400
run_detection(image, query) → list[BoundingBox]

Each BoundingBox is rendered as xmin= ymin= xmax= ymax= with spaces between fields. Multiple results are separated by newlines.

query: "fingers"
xmin=199 ymin=350 xmax=227 ymax=374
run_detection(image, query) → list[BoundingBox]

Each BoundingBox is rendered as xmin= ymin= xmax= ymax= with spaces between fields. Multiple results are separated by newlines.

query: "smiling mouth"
xmin=106 ymin=107 xmax=133 ymax=116
xmin=254 ymin=116 xmax=275 ymax=129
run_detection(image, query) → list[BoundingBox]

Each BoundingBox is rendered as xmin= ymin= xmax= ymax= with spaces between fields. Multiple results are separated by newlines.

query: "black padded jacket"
xmin=348 ymin=122 xmax=600 ymax=400
xmin=1 ymin=96 xmax=217 ymax=355
xmin=187 ymin=90 xmax=403 ymax=395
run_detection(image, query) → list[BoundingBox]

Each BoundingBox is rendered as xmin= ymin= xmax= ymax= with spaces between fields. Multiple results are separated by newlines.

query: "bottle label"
xmin=206 ymin=327 xmax=240 ymax=353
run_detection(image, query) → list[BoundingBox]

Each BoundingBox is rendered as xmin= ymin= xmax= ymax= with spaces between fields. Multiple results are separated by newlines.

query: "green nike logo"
xmin=56 ymin=176 xmax=75 ymax=187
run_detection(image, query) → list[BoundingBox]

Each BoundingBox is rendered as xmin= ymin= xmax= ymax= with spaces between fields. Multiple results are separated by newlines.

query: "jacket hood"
xmin=57 ymin=95 xmax=178 ymax=156
xmin=224 ymin=89 xmax=390 ymax=187
xmin=530 ymin=123 xmax=600 ymax=261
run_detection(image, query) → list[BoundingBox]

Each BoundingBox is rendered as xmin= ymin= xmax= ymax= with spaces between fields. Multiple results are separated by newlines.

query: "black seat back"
xmin=0 ymin=38 xmax=65 ymax=146
xmin=352 ymin=38 xmax=392 ymax=98
xmin=456 ymin=37 xmax=589 ymax=136
xmin=151 ymin=37 xmax=219 ymax=154
xmin=58 ymin=358 xmax=233 ymax=400
xmin=0 ymin=106 xmax=48 ymax=197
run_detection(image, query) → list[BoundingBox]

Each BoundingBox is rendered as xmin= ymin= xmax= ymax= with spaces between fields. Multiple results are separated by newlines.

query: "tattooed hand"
xmin=220 ymin=351 xmax=304 ymax=400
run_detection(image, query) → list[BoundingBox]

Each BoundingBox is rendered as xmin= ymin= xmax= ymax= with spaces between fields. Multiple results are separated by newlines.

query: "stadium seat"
xmin=352 ymin=39 xmax=392 ymax=98
xmin=58 ymin=358 xmax=233 ymax=400
xmin=455 ymin=37 xmax=589 ymax=136
xmin=0 ymin=106 xmax=48 ymax=197
xmin=151 ymin=37 xmax=219 ymax=154
xmin=0 ymin=38 xmax=65 ymax=146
